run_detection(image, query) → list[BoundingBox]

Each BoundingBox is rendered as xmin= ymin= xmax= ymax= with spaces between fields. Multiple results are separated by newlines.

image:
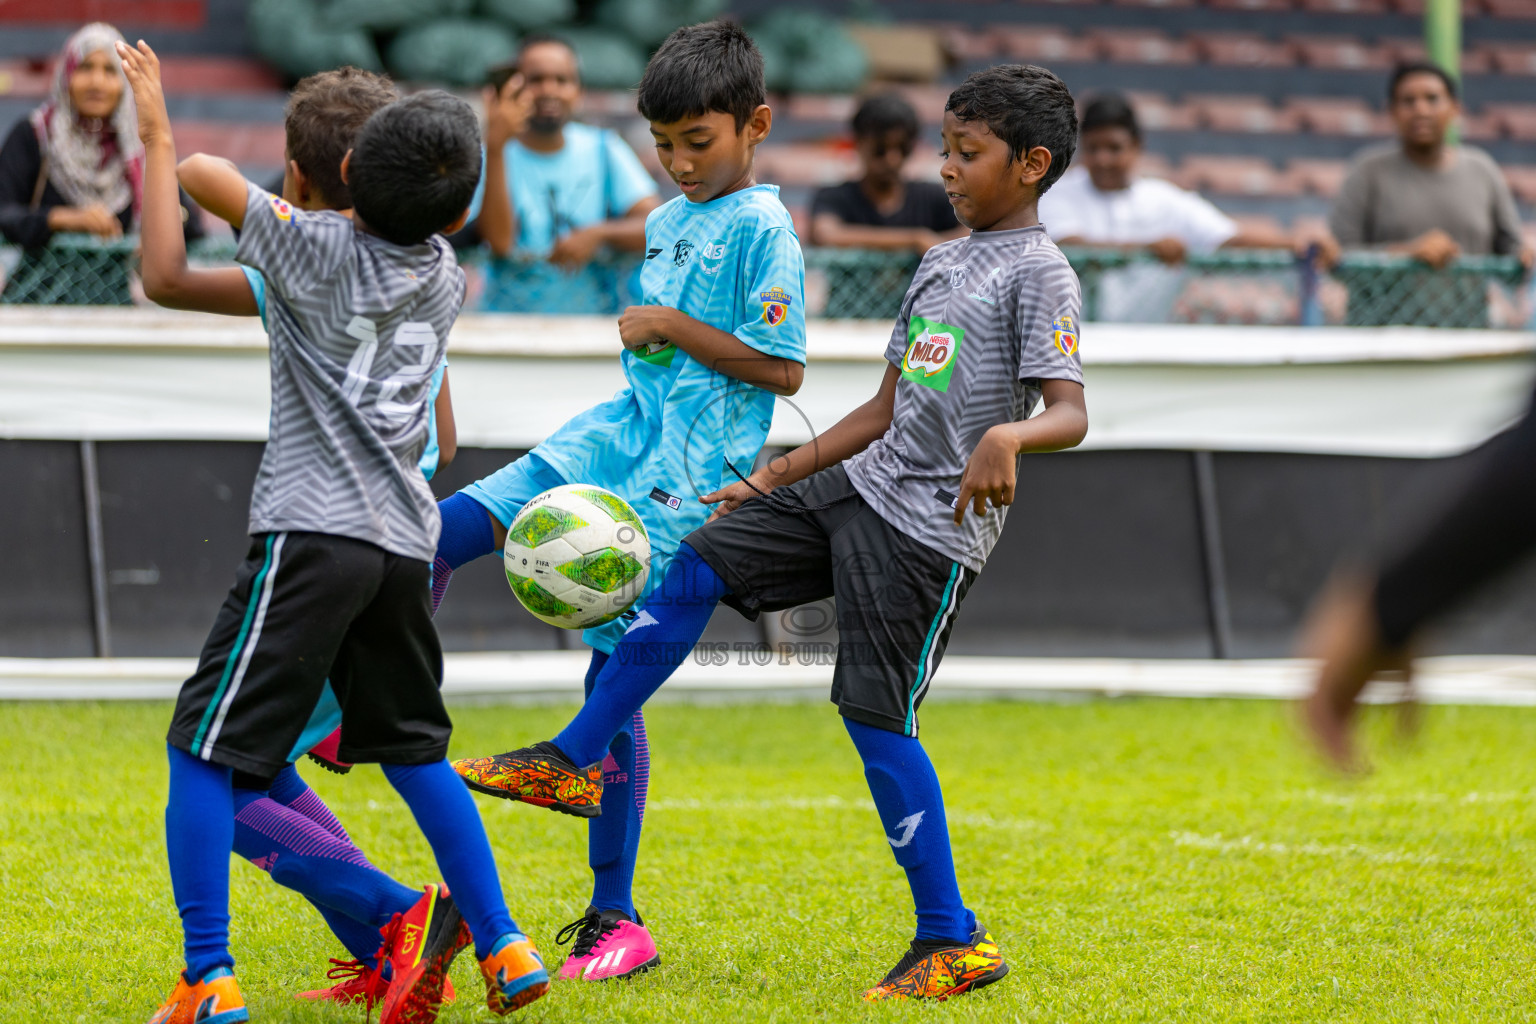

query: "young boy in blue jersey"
xmin=443 ymin=20 xmax=806 ymax=981
xmin=120 ymin=41 xmax=548 ymax=1023
xmin=458 ymin=64 xmax=1089 ymax=1002
xmin=124 ymin=55 xmax=463 ymax=1010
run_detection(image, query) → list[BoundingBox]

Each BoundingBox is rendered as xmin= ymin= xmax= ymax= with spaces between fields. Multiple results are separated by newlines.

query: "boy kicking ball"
xmin=459 ymin=64 xmax=1087 ymax=1001
xmin=120 ymin=40 xmax=548 ymax=1024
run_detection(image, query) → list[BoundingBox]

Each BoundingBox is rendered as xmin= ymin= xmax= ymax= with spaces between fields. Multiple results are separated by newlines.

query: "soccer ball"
xmin=503 ymin=484 xmax=651 ymax=629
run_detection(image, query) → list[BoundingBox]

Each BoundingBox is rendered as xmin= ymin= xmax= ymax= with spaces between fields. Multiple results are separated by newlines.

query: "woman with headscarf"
xmin=0 ymin=22 xmax=200 ymax=248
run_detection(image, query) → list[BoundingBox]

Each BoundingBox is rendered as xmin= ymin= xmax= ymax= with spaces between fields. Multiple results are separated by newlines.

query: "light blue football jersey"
xmin=527 ymin=184 xmax=807 ymax=584
xmin=242 ymin=267 xmax=447 ymax=480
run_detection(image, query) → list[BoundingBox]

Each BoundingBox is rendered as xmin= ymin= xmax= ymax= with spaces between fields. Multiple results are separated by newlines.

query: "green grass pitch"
xmin=3 ymin=698 xmax=1535 ymax=1023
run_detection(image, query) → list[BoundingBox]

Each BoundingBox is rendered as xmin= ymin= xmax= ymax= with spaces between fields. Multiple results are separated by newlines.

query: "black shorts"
xmin=684 ymin=465 xmax=977 ymax=737
xmin=168 ymin=531 xmax=450 ymax=777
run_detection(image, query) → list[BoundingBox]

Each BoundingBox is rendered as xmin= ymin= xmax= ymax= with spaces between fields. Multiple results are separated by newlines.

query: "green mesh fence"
xmin=2 ymin=237 xmax=1528 ymax=328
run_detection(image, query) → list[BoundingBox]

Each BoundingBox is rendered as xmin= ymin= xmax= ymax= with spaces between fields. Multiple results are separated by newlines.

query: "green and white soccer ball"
xmin=503 ymin=484 xmax=651 ymax=629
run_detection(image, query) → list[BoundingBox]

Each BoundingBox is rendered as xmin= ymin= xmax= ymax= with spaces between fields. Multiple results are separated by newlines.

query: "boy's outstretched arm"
xmin=703 ymin=363 xmax=900 ymax=517
xmin=617 ymin=305 xmax=804 ymax=396
xmin=116 ymin=40 xmax=256 ymax=315
xmin=953 ymin=378 xmax=1086 ymax=524
xmin=177 ymin=154 xmax=249 ymax=231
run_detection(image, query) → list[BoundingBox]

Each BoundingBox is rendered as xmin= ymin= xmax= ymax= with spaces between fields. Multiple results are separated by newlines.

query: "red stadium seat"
xmin=937 ymin=24 xmax=1002 ymax=61
xmin=1284 ymin=96 xmax=1391 ymax=135
xmin=1136 ymin=151 xmax=1176 ymax=180
xmin=1123 ymin=91 xmax=1201 ymax=131
xmin=171 ymin=122 xmax=287 ymax=167
xmin=1207 ymin=0 xmax=1293 ymax=10
xmin=998 ymin=25 xmax=1100 ymax=62
xmin=1484 ymin=0 xmax=1536 ymax=17
xmin=1009 ymin=0 xmax=1102 ymax=8
xmin=1460 ymin=109 xmax=1505 ymax=142
xmin=1484 ymin=43 xmax=1536 ymax=75
xmin=1298 ymin=0 xmax=1388 ymax=13
xmin=785 ymin=95 xmax=859 ymax=125
xmin=1191 ymin=31 xmax=1299 ymax=67
xmin=1111 ymin=0 xmax=1197 ymax=9
xmin=1387 ymin=38 xmax=1493 ymax=73
xmin=1190 ymin=94 xmax=1302 ymax=133
xmin=1286 ymin=158 xmax=1350 ymax=197
xmin=1487 ymin=104 xmax=1536 ymax=140
xmin=1287 ymin=35 xmax=1395 ymax=70
xmin=1090 ymin=28 xmax=1199 ymax=65
xmin=752 ymin=144 xmax=857 ymax=187
xmin=1177 ymin=155 xmax=1300 ymax=196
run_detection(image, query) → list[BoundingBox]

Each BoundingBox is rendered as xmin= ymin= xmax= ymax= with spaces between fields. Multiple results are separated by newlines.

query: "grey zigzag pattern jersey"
xmin=235 ymin=185 xmax=463 ymax=561
xmin=843 ymin=224 xmax=1083 ymax=572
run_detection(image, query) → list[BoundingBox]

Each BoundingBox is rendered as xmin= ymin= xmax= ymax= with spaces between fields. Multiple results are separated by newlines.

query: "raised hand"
xmin=483 ymin=74 xmax=533 ymax=150
xmin=114 ymin=39 xmax=171 ymax=150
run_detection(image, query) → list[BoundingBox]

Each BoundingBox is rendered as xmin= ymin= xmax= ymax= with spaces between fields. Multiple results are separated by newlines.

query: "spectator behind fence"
xmin=1329 ymin=62 xmax=1531 ymax=272
xmin=1039 ymin=93 xmax=1319 ymax=321
xmin=809 ymin=92 xmax=963 ymax=254
xmin=0 ymin=22 xmax=201 ymax=248
xmin=466 ymin=33 xmax=660 ymax=312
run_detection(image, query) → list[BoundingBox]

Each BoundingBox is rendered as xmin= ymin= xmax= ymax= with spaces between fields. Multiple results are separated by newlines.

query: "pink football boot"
xmin=306 ymin=727 xmax=353 ymax=775
xmin=554 ymin=907 xmax=660 ymax=981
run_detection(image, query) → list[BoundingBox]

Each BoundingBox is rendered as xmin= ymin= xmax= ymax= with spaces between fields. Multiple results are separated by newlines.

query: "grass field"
xmin=4 ymin=697 xmax=1535 ymax=1023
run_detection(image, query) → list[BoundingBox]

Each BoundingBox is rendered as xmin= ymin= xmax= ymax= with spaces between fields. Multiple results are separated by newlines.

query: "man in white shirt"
xmin=1040 ymin=94 xmax=1325 ymax=320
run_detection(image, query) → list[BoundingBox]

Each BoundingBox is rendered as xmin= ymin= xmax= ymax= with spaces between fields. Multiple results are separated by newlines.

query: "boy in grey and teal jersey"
xmin=452 ymin=64 xmax=1090 ymax=1004
xmin=444 ymin=21 xmax=807 ymax=982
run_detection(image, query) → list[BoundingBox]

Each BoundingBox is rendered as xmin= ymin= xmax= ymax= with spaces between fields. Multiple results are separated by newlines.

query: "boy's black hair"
xmin=637 ymin=20 xmax=765 ymax=132
xmin=349 ymin=91 xmax=481 ymax=246
xmin=285 ymin=67 xmax=399 ymax=210
xmin=1388 ymin=60 xmax=1458 ymax=102
xmin=945 ymin=65 xmax=1078 ymax=197
xmin=1079 ymin=92 xmax=1141 ymax=144
xmin=852 ymin=92 xmax=919 ymax=142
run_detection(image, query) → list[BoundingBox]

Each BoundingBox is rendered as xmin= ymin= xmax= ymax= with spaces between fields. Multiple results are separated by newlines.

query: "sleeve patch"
xmin=760 ymin=286 xmax=793 ymax=326
xmin=1051 ymin=314 xmax=1078 ymax=356
xmin=269 ymin=195 xmax=294 ymax=223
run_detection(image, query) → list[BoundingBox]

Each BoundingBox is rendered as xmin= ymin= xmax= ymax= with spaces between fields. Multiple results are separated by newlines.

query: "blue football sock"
xmin=231 ymin=788 xmax=419 ymax=954
xmin=582 ymin=650 xmax=648 ymax=919
xmin=166 ymin=744 xmax=236 ymax=980
xmin=843 ymin=719 xmax=976 ymax=945
xmin=553 ymin=542 xmax=728 ymax=768
xmin=264 ymin=763 xmax=350 ymax=842
xmin=432 ymin=492 xmax=499 ymax=613
xmin=382 ymin=760 xmax=519 ymax=958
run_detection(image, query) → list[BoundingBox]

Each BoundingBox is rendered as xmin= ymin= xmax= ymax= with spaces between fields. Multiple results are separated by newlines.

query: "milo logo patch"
xmin=901 ymin=316 xmax=965 ymax=392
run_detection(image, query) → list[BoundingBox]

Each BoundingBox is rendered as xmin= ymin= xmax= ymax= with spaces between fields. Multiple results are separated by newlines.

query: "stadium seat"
xmin=1459 ymin=109 xmax=1504 ymax=141
xmin=891 ymin=84 xmax=956 ymax=122
xmin=1387 ymin=38 xmax=1494 ymax=73
xmin=1485 ymin=43 xmax=1536 ymax=75
xmin=1284 ymin=96 xmax=1391 ymax=135
xmin=1136 ymin=151 xmax=1176 ymax=180
xmin=997 ymin=25 xmax=1101 ymax=62
xmin=1287 ymin=35 xmax=1395 ymax=70
xmin=785 ymin=94 xmax=858 ymax=125
xmin=1286 ymin=158 xmax=1349 ymax=196
xmin=938 ymin=25 xmax=1002 ymax=61
xmin=1484 ymin=0 xmax=1536 ymax=16
xmin=1191 ymin=32 xmax=1299 ymax=67
xmin=1487 ymin=103 xmax=1536 ymax=140
xmin=171 ymin=122 xmax=286 ymax=168
xmin=1177 ymin=155 xmax=1300 ymax=196
xmin=1190 ymin=94 xmax=1302 ymax=132
xmin=1123 ymin=90 xmax=1201 ymax=131
xmin=1298 ymin=0 xmax=1388 ymax=13
xmin=1500 ymin=165 xmax=1536 ymax=202
xmin=1207 ymin=0 xmax=1294 ymax=11
xmin=1089 ymin=28 xmax=1198 ymax=65
xmin=1111 ymin=0 xmax=1197 ymax=9
xmin=753 ymin=144 xmax=857 ymax=188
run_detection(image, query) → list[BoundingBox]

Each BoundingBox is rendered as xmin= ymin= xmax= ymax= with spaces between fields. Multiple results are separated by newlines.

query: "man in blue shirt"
xmin=470 ymin=34 xmax=660 ymax=312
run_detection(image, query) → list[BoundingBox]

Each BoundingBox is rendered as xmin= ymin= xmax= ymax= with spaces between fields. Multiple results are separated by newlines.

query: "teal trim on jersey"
xmin=906 ymin=562 xmax=961 ymax=736
xmin=241 ymin=266 xmax=267 ymax=330
xmin=192 ymin=532 xmax=277 ymax=756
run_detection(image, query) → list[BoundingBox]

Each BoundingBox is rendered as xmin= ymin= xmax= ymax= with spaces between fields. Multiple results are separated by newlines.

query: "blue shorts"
xmin=460 ymin=453 xmax=674 ymax=654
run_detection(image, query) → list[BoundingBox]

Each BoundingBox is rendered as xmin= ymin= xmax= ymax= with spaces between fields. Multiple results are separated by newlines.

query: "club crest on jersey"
xmin=699 ymin=237 xmax=728 ymax=275
xmin=672 ymin=239 xmax=694 ymax=267
xmin=901 ymin=316 xmax=965 ymax=392
xmin=760 ymin=286 xmax=792 ymax=326
xmin=269 ymin=195 xmax=293 ymax=223
xmin=1052 ymin=315 xmax=1078 ymax=356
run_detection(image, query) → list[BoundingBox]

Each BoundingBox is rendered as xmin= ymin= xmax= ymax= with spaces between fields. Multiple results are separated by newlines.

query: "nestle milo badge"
xmin=901 ymin=316 xmax=964 ymax=392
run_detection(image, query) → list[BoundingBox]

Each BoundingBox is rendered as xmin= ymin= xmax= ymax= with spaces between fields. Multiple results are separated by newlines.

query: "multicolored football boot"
xmin=452 ymin=741 xmax=603 ymax=817
xmin=555 ymin=906 xmax=661 ymax=981
xmin=479 ymin=932 xmax=551 ymax=1013
xmin=147 ymin=967 xmax=248 ymax=1024
xmin=375 ymin=884 xmax=472 ymax=1024
xmin=305 ymin=726 xmax=353 ymax=775
xmin=862 ymin=924 xmax=1009 ymax=1002
xmin=292 ymin=957 xmax=456 ymax=1005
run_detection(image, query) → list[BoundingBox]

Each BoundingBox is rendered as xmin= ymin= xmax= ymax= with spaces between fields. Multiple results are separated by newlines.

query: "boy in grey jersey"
xmin=474 ymin=65 xmax=1087 ymax=1002
xmin=124 ymin=38 xmax=550 ymax=1021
